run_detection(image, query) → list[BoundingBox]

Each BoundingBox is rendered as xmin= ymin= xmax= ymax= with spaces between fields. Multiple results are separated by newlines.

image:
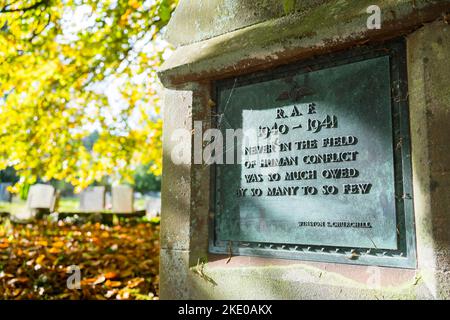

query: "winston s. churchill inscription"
xmin=211 ymin=42 xmax=416 ymax=267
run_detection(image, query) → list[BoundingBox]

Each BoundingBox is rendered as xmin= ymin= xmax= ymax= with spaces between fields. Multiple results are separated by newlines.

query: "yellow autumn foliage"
xmin=0 ymin=0 xmax=177 ymax=192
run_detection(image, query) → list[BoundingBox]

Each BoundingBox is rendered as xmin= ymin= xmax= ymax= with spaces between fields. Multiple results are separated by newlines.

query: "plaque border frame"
xmin=209 ymin=38 xmax=417 ymax=269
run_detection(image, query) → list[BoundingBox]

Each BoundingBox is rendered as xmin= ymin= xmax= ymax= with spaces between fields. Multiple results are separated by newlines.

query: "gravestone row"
xmin=4 ymin=183 xmax=160 ymax=221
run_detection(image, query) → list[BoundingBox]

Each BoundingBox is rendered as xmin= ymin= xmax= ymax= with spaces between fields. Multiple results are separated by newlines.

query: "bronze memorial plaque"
xmin=210 ymin=40 xmax=416 ymax=268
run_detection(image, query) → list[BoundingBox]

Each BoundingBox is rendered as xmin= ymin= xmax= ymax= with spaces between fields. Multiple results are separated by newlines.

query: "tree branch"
xmin=0 ymin=0 xmax=48 ymax=13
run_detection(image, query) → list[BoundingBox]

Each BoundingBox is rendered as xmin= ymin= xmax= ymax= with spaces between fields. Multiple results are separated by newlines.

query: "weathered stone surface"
xmin=160 ymin=248 xmax=191 ymax=299
xmin=166 ymin=0 xmax=334 ymax=46
xmin=407 ymin=20 xmax=450 ymax=299
xmin=160 ymin=83 xmax=211 ymax=257
xmin=160 ymin=87 xmax=193 ymax=252
xmin=186 ymin=255 xmax=437 ymax=300
xmin=159 ymin=0 xmax=450 ymax=87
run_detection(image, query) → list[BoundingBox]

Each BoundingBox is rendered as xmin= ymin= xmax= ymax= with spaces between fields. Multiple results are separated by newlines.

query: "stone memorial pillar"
xmin=158 ymin=0 xmax=450 ymax=299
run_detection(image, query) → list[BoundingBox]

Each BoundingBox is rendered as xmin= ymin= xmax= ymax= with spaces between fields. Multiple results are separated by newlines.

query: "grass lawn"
xmin=0 ymin=201 xmax=27 ymax=214
xmin=0 ymin=197 xmax=148 ymax=215
xmin=0 ymin=198 xmax=80 ymax=215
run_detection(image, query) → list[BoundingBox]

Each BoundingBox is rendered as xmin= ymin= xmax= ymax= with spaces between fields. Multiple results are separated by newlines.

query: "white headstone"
xmin=112 ymin=185 xmax=134 ymax=213
xmin=79 ymin=186 xmax=105 ymax=212
xmin=26 ymin=184 xmax=56 ymax=210
xmin=146 ymin=197 xmax=161 ymax=218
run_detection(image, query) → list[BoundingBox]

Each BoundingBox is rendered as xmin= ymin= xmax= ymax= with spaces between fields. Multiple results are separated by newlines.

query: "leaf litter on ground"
xmin=0 ymin=218 xmax=159 ymax=300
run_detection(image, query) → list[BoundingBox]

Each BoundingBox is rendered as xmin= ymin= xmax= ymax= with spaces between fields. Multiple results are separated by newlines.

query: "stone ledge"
xmin=165 ymin=0 xmax=332 ymax=47
xmin=158 ymin=0 xmax=450 ymax=87
xmin=188 ymin=255 xmax=431 ymax=299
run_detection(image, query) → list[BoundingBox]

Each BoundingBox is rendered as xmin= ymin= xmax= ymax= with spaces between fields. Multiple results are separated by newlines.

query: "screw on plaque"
xmin=347 ymin=249 xmax=360 ymax=260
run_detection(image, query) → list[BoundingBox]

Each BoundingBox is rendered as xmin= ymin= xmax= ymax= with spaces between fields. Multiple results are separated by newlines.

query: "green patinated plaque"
xmin=211 ymin=41 xmax=416 ymax=268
